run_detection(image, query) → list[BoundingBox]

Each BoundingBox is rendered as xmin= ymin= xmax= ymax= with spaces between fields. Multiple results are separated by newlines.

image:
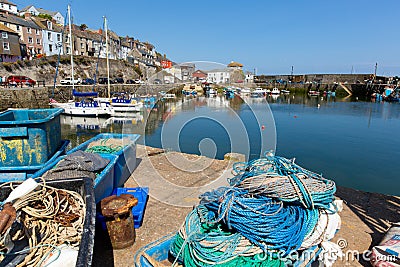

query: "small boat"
xmin=162 ymin=93 xmax=176 ymax=100
xmin=281 ymin=89 xmax=290 ymax=94
xmin=206 ymin=88 xmax=217 ymax=97
xmin=240 ymin=88 xmax=251 ymax=96
xmin=225 ymin=88 xmax=235 ymax=99
xmin=308 ymin=90 xmax=320 ymax=97
xmin=51 ymin=91 xmax=111 ymax=117
xmin=109 ymin=93 xmax=143 ymax=116
xmin=271 ymin=87 xmax=280 ymax=95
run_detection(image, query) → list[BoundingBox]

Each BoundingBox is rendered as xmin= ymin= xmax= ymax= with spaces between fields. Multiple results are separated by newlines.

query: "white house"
xmin=31 ymin=18 xmax=63 ymax=56
xmin=19 ymin=6 xmax=65 ymax=25
xmin=245 ymin=71 xmax=254 ymax=83
xmin=207 ymin=69 xmax=231 ymax=84
xmin=0 ymin=0 xmax=18 ymax=15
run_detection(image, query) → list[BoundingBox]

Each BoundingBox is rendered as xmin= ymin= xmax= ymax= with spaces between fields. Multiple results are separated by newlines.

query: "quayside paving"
xmin=92 ymin=145 xmax=400 ymax=267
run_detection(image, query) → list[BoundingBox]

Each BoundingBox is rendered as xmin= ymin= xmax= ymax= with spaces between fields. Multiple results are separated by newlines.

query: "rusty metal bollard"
xmin=100 ymin=194 xmax=138 ymax=249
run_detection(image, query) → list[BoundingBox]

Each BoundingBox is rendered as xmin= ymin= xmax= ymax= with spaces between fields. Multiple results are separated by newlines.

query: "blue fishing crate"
xmin=0 ymin=139 xmax=70 ymax=182
xmin=0 ymin=108 xmax=63 ymax=167
xmin=32 ymin=153 xmax=118 ymax=203
xmin=113 ymin=187 xmax=149 ymax=228
xmin=97 ymin=187 xmax=149 ymax=229
xmin=67 ymin=133 xmax=140 ymax=188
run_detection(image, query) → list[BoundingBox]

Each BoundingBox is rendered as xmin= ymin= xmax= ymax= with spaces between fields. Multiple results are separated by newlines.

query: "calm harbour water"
xmin=61 ymin=94 xmax=400 ymax=196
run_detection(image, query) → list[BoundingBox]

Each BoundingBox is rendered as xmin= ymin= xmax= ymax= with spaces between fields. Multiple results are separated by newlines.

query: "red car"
xmin=7 ymin=75 xmax=36 ymax=86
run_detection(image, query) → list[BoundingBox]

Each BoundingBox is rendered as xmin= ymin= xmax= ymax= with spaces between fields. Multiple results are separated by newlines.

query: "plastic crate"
xmin=113 ymin=187 xmax=149 ymax=228
xmin=67 ymin=133 xmax=140 ymax=188
xmin=0 ymin=108 xmax=63 ymax=167
xmin=0 ymin=177 xmax=96 ymax=267
xmin=97 ymin=187 xmax=149 ymax=229
xmin=0 ymin=140 xmax=70 ymax=183
xmin=32 ymin=153 xmax=118 ymax=203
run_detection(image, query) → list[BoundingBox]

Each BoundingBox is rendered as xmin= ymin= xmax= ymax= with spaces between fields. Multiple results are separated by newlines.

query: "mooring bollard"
xmin=100 ymin=194 xmax=138 ymax=249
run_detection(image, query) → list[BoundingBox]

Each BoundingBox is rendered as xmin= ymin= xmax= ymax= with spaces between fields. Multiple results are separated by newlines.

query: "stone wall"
xmin=0 ymin=87 xmax=49 ymax=111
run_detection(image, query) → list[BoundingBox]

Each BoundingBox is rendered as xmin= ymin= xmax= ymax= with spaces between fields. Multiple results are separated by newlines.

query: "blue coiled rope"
xmin=200 ymin=187 xmax=319 ymax=256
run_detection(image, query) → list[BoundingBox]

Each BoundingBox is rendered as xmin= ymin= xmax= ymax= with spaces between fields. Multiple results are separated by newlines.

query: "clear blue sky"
xmin=14 ymin=0 xmax=400 ymax=76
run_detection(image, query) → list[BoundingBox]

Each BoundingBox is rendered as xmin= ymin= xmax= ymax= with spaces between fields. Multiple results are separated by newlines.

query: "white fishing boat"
xmin=108 ymin=93 xmax=143 ymax=116
xmin=51 ymin=90 xmax=110 ymax=117
xmin=51 ymin=5 xmax=111 ymax=117
xmin=162 ymin=93 xmax=176 ymax=100
xmin=271 ymin=87 xmax=280 ymax=95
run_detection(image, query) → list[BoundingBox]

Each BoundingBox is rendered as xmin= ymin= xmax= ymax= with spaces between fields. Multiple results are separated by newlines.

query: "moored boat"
xmin=271 ymin=87 xmax=281 ymax=95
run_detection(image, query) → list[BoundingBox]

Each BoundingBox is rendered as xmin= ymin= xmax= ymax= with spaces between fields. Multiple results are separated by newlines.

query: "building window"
xmin=0 ymin=4 xmax=3 ymax=8
xmin=37 ymin=49 xmax=41 ymax=54
xmin=28 ymin=37 xmax=33 ymax=43
xmin=3 ymin=42 xmax=9 ymax=50
xmin=2 ymin=32 xmax=7 ymax=38
xmin=49 ymin=44 xmax=53 ymax=52
xmin=16 ymin=25 xmax=20 ymax=31
xmin=36 ymin=38 xmax=40 ymax=44
xmin=35 ymin=29 xmax=39 ymax=35
xmin=3 ymin=22 xmax=7 ymax=27
xmin=48 ymin=32 xmax=52 ymax=41
xmin=80 ymin=43 xmax=84 ymax=49
xmin=57 ymin=34 xmax=61 ymax=42
xmin=47 ymin=21 xmax=52 ymax=30
xmin=27 ymin=27 xmax=31 ymax=33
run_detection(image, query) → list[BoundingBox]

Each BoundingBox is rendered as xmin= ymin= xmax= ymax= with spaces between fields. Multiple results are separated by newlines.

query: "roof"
xmin=0 ymin=23 xmax=16 ymax=33
xmin=30 ymin=17 xmax=63 ymax=32
xmin=0 ymin=13 xmax=40 ymax=29
xmin=0 ymin=0 xmax=16 ymax=6
xmin=19 ymin=5 xmax=34 ymax=12
xmin=36 ymin=7 xmax=59 ymax=16
xmin=227 ymin=61 xmax=243 ymax=67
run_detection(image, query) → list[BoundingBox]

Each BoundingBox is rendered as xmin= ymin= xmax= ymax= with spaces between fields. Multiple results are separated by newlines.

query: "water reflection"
xmin=61 ymin=93 xmax=400 ymax=195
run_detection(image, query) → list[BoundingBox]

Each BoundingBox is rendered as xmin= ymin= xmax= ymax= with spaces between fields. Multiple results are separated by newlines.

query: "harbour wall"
xmin=0 ymin=84 xmax=183 ymax=111
xmin=0 ymin=87 xmax=49 ymax=111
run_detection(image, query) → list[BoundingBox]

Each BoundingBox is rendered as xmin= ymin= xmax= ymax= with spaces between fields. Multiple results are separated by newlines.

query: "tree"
xmin=79 ymin=24 xmax=88 ymax=31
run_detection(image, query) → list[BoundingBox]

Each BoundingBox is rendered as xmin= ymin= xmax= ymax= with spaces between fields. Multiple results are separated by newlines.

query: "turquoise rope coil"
xmin=169 ymin=206 xmax=286 ymax=267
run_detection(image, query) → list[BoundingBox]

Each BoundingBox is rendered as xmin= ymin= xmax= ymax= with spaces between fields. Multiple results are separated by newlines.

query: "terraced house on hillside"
xmin=0 ymin=10 xmax=43 ymax=59
xmin=0 ymin=23 xmax=21 ymax=62
xmin=31 ymin=17 xmax=63 ymax=56
xmin=0 ymin=0 xmax=163 ymax=72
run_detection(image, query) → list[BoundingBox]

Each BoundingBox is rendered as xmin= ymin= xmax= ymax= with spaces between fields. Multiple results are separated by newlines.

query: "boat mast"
xmin=104 ymin=16 xmax=110 ymax=99
xmin=68 ymin=5 xmax=75 ymax=88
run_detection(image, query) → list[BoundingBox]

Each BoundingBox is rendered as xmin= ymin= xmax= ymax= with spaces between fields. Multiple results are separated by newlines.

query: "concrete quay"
xmin=92 ymin=145 xmax=400 ymax=267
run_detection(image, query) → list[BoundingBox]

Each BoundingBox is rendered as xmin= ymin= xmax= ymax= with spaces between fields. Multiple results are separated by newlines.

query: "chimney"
xmin=98 ymin=29 xmax=103 ymax=35
xmin=24 ymin=13 xmax=31 ymax=19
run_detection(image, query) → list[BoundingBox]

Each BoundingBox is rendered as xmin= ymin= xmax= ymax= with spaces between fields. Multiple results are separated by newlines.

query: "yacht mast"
xmin=68 ymin=5 xmax=74 ymax=88
xmin=104 ymin=16 xmax=110 ymax=98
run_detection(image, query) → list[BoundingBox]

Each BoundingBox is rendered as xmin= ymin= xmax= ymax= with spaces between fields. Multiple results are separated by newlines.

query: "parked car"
xmin=153 ymin=79 xmax=162 ymax=84
xmin=82 ymin=78 xmax=95 ymax=85
xmin=60 ymin=77 xmax=81 ymax=85
xmin=114 ymin=77 xmax=124 ymax=84
xmin=7 ymin=75 xmax=36 ymax=86
xmin=98 ymin=77 xmax=113 ymax=84
xmin=126 ymin=79 xmax=135 ymax=84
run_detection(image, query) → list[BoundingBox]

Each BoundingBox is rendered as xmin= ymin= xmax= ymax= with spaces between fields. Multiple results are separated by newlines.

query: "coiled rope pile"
xmin=169 ymin=152 xmax=341 ymax=266
xmin=85 ymin=138 xmax=127 ymax=154
xmin=0 ymin=181 xmax=85 ymax=267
